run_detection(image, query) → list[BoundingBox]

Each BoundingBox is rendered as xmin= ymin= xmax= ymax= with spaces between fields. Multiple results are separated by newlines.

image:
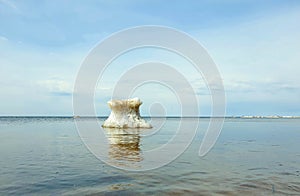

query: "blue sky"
xmin=1 ymin=0 xmax=300 ymax=116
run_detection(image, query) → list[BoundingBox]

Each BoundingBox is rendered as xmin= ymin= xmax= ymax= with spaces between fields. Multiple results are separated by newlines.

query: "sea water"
xmin=0 ymin=117 xmax=299 ymax=195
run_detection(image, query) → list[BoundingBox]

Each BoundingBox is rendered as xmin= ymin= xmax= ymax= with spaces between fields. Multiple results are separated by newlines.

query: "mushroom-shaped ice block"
xmin=102 ymin=97 xmax=152 ymax=128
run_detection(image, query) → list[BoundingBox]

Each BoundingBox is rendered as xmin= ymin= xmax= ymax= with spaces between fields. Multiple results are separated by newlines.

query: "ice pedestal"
xmin=102 ymin=97 xmax=152 ymax=128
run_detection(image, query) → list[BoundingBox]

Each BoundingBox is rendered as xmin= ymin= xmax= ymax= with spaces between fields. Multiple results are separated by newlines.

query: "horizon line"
xmin=0 ymin=115 xmax=299 ymax=118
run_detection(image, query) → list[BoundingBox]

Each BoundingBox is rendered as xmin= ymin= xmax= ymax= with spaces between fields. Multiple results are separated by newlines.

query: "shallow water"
xmin=0 ymin=117 xmax=299 ymax=195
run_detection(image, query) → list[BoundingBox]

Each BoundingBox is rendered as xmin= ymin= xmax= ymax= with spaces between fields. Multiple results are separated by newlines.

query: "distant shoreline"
xmin=0 ymin=116 xmax=300 ymax=119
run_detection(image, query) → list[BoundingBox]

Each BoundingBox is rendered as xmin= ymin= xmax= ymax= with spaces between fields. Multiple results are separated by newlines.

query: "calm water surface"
xmin=0 ymin=117 xmax=299 ymax=195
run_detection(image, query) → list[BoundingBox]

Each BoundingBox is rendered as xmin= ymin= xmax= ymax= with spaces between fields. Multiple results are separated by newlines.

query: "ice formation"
xmin=102 ymin=97 xmax=152 ymax=128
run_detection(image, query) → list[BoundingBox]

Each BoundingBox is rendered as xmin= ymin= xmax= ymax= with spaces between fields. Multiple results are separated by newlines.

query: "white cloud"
xmin=189 ymin=6 xmax=300 ymax=109
xmin=37 ymin=79 xmax=73 ymax=95
xmin=0 ymin=0 xmax=18 ymax=11
xmin=0 ymin=35 xmax=8 ymax=41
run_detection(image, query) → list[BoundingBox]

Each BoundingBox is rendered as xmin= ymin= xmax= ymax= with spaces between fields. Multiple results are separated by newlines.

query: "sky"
xmin=0 ymin=0 xmax=300 ymax=116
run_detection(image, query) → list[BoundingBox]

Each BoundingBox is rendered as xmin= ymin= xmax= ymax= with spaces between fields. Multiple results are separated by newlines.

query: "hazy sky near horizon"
xmin=1 ymin=0 xmax=300 ymax=116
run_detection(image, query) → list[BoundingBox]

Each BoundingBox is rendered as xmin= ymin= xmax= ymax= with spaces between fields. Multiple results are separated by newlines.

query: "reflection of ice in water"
xmin=104 ymin=128 xmax=142 ymax=168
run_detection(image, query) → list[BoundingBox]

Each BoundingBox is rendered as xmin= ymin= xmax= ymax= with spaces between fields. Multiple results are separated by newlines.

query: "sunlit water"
xmin=0 ymin=117 xmax=299 ymax=195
